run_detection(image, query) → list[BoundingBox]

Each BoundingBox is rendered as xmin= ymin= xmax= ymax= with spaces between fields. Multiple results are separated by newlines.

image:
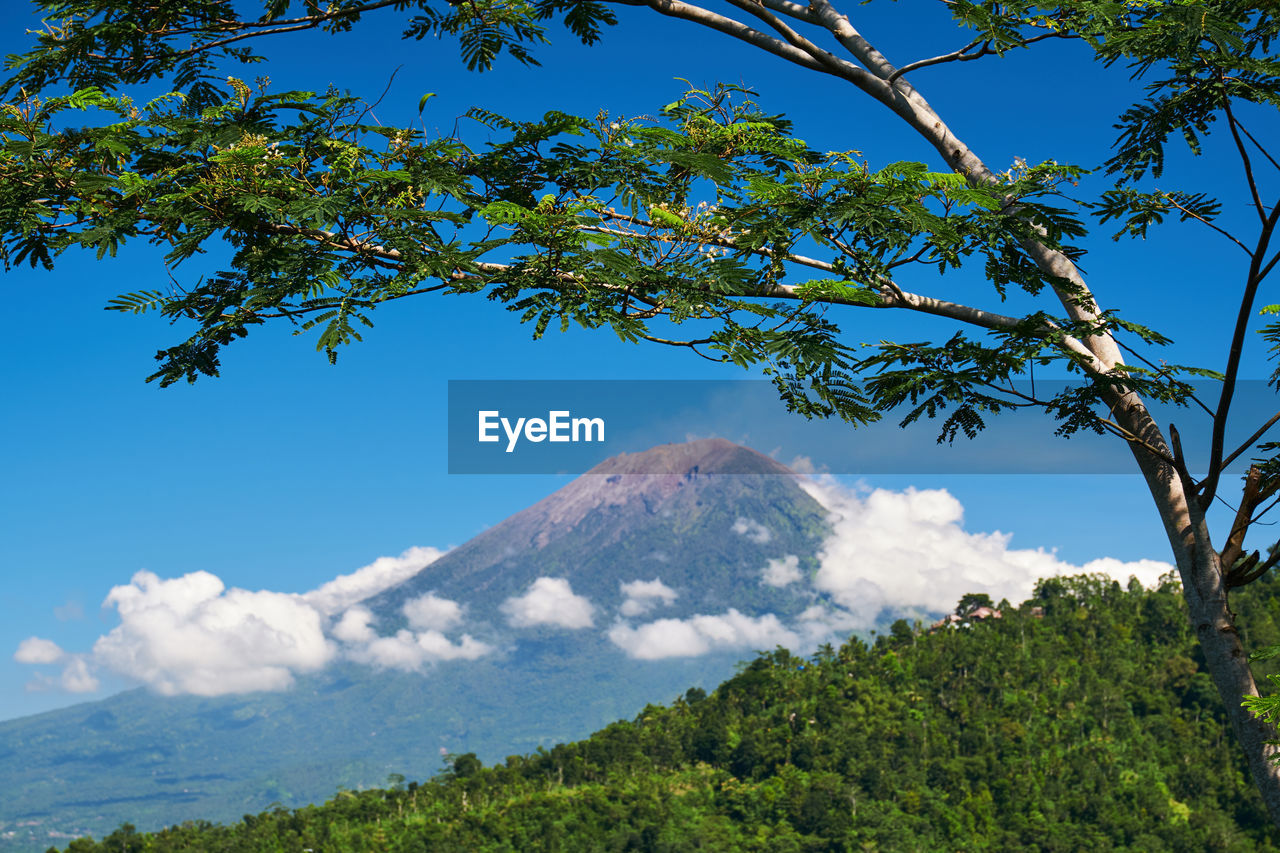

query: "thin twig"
xmin=1200 ymin=198 xmax=1280 ymax=509
xmin=1224 ymin=95 xmax=1267 ymax=226
xmin=1164 ymin=193 xmax=1251 ymax=254
xmin=1222 ymin=411 xmax=1280 ymax=472
xmin=887 ymin=31 xmax=1067 ymax=83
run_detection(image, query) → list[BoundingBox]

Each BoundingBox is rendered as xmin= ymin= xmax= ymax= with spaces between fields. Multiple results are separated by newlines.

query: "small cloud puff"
xmin=14 ymin=637 xmax=65 ymax=664
xmin=23 ymin=656 xmax=100 ymax=694
xmin=761 ymin=555 xmax=802 ymax=587
xmin=732 ymin=517 xmax=772 ymax=544
xmin=403 ymin=593 xmax=464 ymax=632
xmin=58 ymin=658 xmax=100 ymax=693
xmin=787 ymin=455 xmax=820 ymax=476
xmin=331 ymin=605 xmax=378 ymax=644
xmin=608 ymin=609 xmax=798 ymax=660
xmin=12 ymin=638 xmax=97 ymax=692
xmin=54 ymin=600 xmax=85 ymax=622
xmin=501 ymin=578 xmax=595 ymax=629
xmin=619 ymin=579 xmax=678 ymax=617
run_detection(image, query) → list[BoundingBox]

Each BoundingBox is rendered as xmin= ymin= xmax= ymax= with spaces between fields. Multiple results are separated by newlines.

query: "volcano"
xmin=366 ymin=438 xmax=827 ymax=624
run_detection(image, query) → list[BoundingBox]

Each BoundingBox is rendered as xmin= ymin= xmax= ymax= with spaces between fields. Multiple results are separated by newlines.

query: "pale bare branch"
xmin=614 ymin=0 xmax=882 ymax=90
xmin=887 ymin=31 xmax=1069 ymax=83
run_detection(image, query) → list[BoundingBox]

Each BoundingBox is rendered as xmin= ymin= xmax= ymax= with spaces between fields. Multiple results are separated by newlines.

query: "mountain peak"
xmin=520 ymin=439 xmax=796 ymax=540
xmin=585 ymin=438 xmax=793 ymax=478
xmin=362 ymin=439 xmax=820 ymax=614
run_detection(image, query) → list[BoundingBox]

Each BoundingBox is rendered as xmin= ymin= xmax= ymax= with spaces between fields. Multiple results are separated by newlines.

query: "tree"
xmin=956 ymin=593 xmax=995 ymax=617
xmin=2 ymin=0 xmax=1279 ymax=826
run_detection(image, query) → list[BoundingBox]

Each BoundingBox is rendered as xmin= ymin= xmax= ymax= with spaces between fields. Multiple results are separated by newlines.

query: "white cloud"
xmin=403 ymin=593 xmax=464 ymax=632
xmin=732 ymin=517 xmax=772 ymax=544
xmin=11 ymin=546 xmax=480 ymax=697
xmin=794 ymin=604 xmax=864 ymax=648
xmin=619 ymin=579 xmax=678 ymax=617
xmin=787 ymin=455 xmax=820 ymax=476
xmin=302 ymin=546 xmax=446 ymax=615
xmin=1078 ymin=556 xmax=1173 ymax=584
xmin=501 ymin=577 xmax=595 ymax=629
xmin=14 ymin=637 xmax=64 ymax=664
xmin=761 ymin=555 xmax=802 ymax=587
xmin=348 ymin=629 xmax=492 ymax=671
xmin=54 ymin=600 xmax=85 ymax=622
xmin=331 ymin=605 xmax=377 ymax=644
xmin=330 ymin=603 xmax=493 ymax=670
xmin=608 ymin=609 xmax=799 ymax=660
xmin=92 ymin=570 xmax=335 ymax=696
xmin=59 ymin=657 xmax=100 ymax=693
xmin=799 ymin=477 xmax=1174 ymax=627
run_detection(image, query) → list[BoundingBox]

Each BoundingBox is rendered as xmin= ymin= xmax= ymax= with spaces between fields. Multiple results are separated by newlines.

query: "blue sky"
xmin=2 ymin=1 xmax=1277 ymax=719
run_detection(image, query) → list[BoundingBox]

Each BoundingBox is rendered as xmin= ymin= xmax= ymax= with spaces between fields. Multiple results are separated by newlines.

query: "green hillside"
xmin=50 ymin=572 xmax=1280 ymax=852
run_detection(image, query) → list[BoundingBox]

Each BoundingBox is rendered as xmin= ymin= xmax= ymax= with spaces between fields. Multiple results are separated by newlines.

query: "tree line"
xmin=54 ymin=571 xmax=1280 ymax=851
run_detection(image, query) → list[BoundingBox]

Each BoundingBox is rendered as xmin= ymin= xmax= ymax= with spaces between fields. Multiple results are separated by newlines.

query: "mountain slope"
xmin=0 ymin=439 xmax=841 ymax=852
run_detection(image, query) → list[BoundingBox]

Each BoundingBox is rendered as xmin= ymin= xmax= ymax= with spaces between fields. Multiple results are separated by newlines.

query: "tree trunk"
xmin=1111 ymin=390 xmax=1280 ymax=825
xmin=850 ymin=31 xmax=1280 ymax=827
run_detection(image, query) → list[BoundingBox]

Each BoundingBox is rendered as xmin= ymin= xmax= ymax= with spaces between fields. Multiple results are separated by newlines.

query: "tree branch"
xmin=1201 ymin=198 xmax=1280 ymax=510
xmin=85 ymin=0 xmax=403 ymax=65
xmin=719 ymin=0 xmax=854 ymax=80
xmin=886 ymin=37 xmax=993 ymax=83
xmin=1164 ymin=193 xmax=1251 ymax=254
xmin=1093 ymin=415 xmax=1180 ymax=469
xmin=253 ymin=220 xmax=1104 ymax=364
xmin=1222 ymin=411 xmax=1280 ymax=473
xmin=618 ymin=0 xmax=880 ymax=90
xmin=1235 ymin=119 xmax=1280 ymax=174
xmin=886 ymin=31 xmax=1069 ymax=83
xmin=1224 ymin=95 xmax=1267 ymax=226
xmin=803 ymin=0 xmax=899 ymax=81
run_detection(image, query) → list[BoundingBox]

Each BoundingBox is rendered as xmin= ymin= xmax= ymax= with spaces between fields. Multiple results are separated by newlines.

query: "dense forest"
xmin=54 ymin=572 xmax=1280 ymax=851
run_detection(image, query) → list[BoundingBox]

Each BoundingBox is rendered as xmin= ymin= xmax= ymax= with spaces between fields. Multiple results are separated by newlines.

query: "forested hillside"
xmin=55 ymin=572 xmax=1280 ymax=852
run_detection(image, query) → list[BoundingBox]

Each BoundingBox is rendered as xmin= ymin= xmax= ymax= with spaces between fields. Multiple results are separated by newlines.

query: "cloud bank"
xmin=799 ymin=477 xmax=1174 ymax=626
xmin=13 ymin=547 xmax=478 ymax=697
xmin=12 ymin=477 xmax=1176 ymax=692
